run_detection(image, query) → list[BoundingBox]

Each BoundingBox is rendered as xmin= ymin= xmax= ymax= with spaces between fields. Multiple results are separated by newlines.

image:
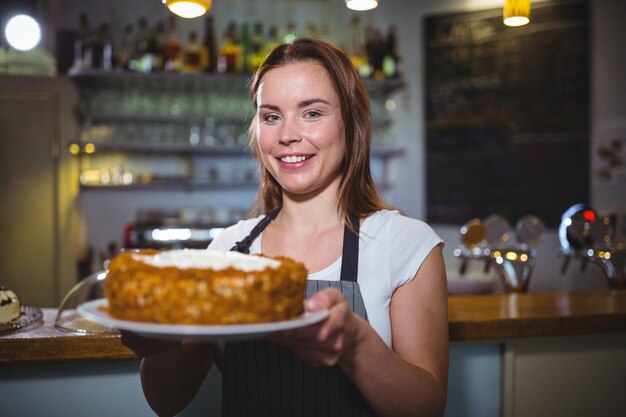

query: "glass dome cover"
xmin=55 ymin=271 xmax=116 ymax=334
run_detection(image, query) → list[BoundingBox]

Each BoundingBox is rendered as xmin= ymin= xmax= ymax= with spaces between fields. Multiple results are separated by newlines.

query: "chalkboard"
xmin=425 ymin=0 xmax=589 ymax=228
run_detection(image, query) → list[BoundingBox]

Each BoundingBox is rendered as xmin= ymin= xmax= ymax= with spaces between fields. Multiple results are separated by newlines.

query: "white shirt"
xmin=208 ymin=209 xmax=443 ymax=347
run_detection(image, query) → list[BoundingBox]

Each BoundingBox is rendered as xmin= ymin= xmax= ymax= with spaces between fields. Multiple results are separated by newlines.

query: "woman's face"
xmin=255 ymin=61 xmax=346 ymax=199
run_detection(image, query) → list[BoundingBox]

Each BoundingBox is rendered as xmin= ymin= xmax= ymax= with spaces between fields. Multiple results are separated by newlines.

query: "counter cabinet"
xmin=2 ymin=291 xmax=626 ymax=417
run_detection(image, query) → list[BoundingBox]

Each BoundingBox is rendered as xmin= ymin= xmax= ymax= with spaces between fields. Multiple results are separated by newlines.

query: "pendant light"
xmin=346 ymin=0 xmax=378 ymax=12
xmin=503 ymin=0 xmax=531 ymax=27
xmin=4 ymin=14 xmax=41 ymax=51
xmin=163 ymin=0 xmax=212 ymax=19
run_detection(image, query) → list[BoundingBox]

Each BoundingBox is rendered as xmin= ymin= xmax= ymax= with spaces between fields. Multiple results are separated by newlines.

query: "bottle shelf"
xmin=69 ymin=70 xmax=251 ymax=90
xmin=69 ymin=69 xmax=404 ymax=194
xmin=69 ymin=69 xmax=404 ymax=96
xmin=69 ymin=141 xmax=253 ymax=156
xmin=79 ymin=179 xmax=395 ymax=192
xmin=80 ymin=179 xmax=259 ymax=191
xmin=68 ymin=140 xmax=403 ymax=159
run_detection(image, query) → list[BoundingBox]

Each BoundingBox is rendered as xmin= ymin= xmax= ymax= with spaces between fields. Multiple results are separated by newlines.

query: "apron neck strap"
xmin=339 ymin=213 xmax=360 ymax=282
xmin=231 ymin=207 xmax=360 ymax=282
xmin=230 ymin=207 xmax=281 ymax=254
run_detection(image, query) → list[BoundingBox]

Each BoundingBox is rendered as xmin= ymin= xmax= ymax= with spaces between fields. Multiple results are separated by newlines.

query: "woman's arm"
xmin=121 ymin=332 xmax=214 ymax=417
xmin=344 ymin=243 xmax=448 ymax=417
xmin=274 ymin=244 xmax=448 ymax=417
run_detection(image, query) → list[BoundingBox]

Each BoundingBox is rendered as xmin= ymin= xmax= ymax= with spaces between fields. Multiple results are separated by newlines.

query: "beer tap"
xmin=559 ymin=204 xmax=626 ymax=288
xmin=454 ymin=214 xmax=545 ymax=292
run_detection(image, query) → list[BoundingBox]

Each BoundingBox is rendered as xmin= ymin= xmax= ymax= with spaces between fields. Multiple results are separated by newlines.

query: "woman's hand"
xmin=120 ymin=330 xmax=182 ymax=358
xmin=121 ymin=331 xmax=214 ymax=417
xmin=269 ymin=287 xmax=366 ymax=367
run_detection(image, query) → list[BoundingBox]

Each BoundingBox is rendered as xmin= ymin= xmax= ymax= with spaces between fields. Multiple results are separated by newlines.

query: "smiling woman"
xmin=254 ymin=61 xmax=347 ymax=199
xmin=247 ymin=38 xmax=386 ymax=228
xmin=121 ymin=38 xmax=449 ymax=417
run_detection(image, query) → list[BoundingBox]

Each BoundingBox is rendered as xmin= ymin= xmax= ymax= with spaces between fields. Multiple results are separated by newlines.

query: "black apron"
xmin=220 ymin=208 xmax=376 ymax=417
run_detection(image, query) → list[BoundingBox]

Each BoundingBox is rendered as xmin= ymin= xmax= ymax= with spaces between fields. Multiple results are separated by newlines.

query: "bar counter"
xmin=2 ymin=290 xmax=626 ymax=363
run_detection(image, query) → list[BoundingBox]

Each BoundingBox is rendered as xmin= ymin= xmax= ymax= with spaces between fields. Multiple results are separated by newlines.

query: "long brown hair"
xmin=248 ymin=37 xmax=393 ymax=226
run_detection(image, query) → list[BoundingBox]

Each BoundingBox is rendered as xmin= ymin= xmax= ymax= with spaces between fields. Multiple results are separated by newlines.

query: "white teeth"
xmin=280 ymin=155 xmax=309 ymax=163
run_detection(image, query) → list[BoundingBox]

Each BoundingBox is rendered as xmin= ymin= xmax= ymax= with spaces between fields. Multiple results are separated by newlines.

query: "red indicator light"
xmin=582 ymin=210 xmax=596 ymax=222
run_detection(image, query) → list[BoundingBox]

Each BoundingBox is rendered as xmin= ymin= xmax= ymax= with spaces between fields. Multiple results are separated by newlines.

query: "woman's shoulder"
xmin=363 ymin=209 xmax=439 ymax=238
xmin=208 ymin=214 xmax=266 ymax=250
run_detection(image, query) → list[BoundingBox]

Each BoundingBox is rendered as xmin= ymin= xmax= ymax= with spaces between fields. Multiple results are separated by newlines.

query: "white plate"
xmin=77 ymin=299 xmax=329 ymax=341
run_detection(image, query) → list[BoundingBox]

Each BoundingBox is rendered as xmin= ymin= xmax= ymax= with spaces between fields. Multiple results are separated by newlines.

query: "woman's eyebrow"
xmin=259 ymin=99 xmax=331 ymax=111
xmin=298 ymin=98 xmax=331 ymax=107
xmin=259 ymin=103 xmax=280 ymax=111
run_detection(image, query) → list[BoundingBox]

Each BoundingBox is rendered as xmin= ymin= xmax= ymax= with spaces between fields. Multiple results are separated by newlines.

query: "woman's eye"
xmin=304 ymin=110 xmax=320 ymax=118
xmin=263 ymin=114 xmax=280 ymax=122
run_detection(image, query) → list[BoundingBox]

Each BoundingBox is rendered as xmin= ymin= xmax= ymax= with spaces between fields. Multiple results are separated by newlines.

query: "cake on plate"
xmin=104 ymin=249 xmax=308 ymax=325
xmin=0 ymin=287 xmax=21 ymax=324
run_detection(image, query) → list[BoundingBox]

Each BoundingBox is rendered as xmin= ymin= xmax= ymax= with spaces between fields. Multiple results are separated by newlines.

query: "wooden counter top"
xmin=448 ymin=290 xmax=626 ymax=341
xmin=0 ymin=309 xmax=135 ymax=363
xmin=2 ymin=291 xmax=626 ymax=363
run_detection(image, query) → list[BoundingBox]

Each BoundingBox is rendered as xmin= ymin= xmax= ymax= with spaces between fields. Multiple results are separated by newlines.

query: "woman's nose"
xmin=278 ymin=119 xmax=303 ymax=145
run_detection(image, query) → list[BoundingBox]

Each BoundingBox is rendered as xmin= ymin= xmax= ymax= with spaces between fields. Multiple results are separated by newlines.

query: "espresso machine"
xmin=123 ymin=207 xmax=248 ymax=250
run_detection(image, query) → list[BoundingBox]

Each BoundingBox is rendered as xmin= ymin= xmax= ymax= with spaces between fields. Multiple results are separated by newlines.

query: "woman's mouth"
xmin=279 ymin=155 xmax=313 ymax=164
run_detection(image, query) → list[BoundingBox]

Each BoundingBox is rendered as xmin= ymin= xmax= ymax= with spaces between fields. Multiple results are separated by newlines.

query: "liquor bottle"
xmin=262 ymin=25 xmax=280 ymax=59
xmin=75 ymin=12 xmax=92 ymax=70
xmin=303 ymin=23 xmax=318 ymax=39
xmin=90 ymin=23 xmax=105 ymax=69
xmin=100 ymin=23 xmax=113 ymax=71
xmin=128 ymin=17 xmax=149 ymax=72
xmin=365 ymin=25 xmax=384 ymax=79
xmin=217 ymin=22 xmax=240 ymax=73
xmin=164 ymin=15 xmax=181 ymax=72
xmin=133 ymin=17 xmax=149 ymax=63
xmin=203 ymin=16 xmax=217 ymax=73
xmin=116 ymin=23 xmax=133 ymax=70
xmin=383 ymin=24 xmax=399 ymax=78
xmin=283 ymin=21 xmax=297 ymax=44
xmin=348 ymin=16 xmax=366 ymax=73
xmin=183 ymin=31 xmax=202 ymax=73
xmin=144 ymin=22 xmax=164 ymax=72
xmin=319 ymin=23 xmax=331 ymax=43
xmin=239 ymin=23 xmax=251 ymax=73
xmin=250 ymin=21 xmax=265 ymax=70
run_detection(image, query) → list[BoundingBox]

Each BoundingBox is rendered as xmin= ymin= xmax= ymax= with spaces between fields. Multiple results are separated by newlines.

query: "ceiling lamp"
xmin=163 ymin=0 xmax=212 ymax=19
xmin=346 ymin=0 xmax=378 ymax=12
xmin=503 ymin=0 xmax=531 ymax=27
xmin=4 ymin=14 xmax=41 ymax=51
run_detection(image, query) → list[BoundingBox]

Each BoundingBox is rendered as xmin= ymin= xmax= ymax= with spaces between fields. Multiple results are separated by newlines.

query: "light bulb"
xmin=163 ymin=0 xmax=212 ymax=19
xmin=346 ymin=0 xmax=378 ymax=12
xmin=4 ymin=14 xmax=41 ymax=51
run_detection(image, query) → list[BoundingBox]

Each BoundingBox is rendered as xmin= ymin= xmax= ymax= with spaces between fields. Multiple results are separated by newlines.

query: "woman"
xmin=123 ymin=38 xmax=448 ymax=417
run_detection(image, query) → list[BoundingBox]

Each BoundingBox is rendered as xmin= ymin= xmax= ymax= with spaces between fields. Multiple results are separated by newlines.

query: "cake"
xmin=0 ymin=287 xmax=21 ymax=324
xmin=104 ymin=249 xmax=308 ymax=325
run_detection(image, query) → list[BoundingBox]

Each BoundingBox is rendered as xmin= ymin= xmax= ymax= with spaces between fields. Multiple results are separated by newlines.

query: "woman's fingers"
xmin=120 ymin=330 xmax=181 ymax=358
xmin=268 ymin=287 xmax=355 ymax=366
xmin=305 ymin=287 xmax=345 ymax=312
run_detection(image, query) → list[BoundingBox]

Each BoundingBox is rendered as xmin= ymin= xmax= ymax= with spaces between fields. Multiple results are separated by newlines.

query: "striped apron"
xmin=219 ymin=208 xmax=377 ymax=417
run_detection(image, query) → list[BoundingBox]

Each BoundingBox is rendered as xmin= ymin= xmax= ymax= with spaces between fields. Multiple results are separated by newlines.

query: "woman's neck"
xmin=278 ymin=183 xmax=343 ymax=232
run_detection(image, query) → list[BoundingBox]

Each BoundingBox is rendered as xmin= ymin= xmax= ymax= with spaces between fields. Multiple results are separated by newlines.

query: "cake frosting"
xmin=0 ymin=286 xmax=21 ymax=324
xmin=132 ymin=249 xmax=281 ymax=271
xmin=105 ymin=249 xmax=308 ymax=325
